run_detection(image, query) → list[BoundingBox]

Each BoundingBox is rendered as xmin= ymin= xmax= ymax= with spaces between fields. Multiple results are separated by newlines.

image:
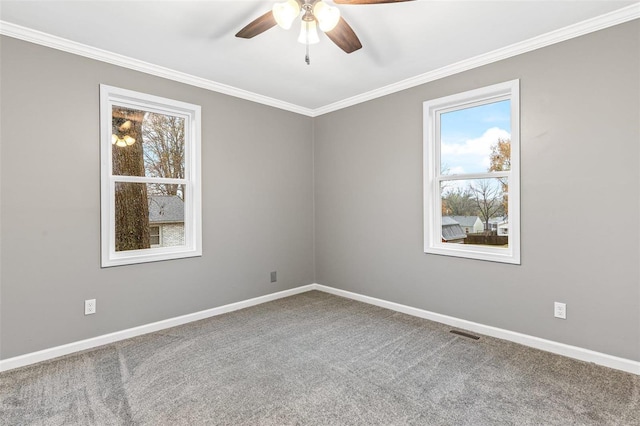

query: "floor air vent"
xmin=450 ymin=330 xmax=480 ymax=340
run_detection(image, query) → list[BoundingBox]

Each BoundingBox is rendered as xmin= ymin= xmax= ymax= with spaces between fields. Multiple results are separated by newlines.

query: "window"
xmin=423 ymin=80 xmax=520 ymax=264
xmin=100 ymin=85 xmax=201 ymax=267
xmin=149 ymin=226 xmax=161 ymax=247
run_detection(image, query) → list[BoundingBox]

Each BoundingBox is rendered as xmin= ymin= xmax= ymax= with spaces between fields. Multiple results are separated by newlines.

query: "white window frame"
xmin=100 ymin=85 xmax=202 ymax=267
xmin=423 ymin=80 xmax=520 ymax=264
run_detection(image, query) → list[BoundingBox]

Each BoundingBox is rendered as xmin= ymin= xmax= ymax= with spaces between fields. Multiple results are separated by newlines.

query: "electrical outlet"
xmin=85 ymin=299 xmax=96 ymax=315
xmin=554 ymin=302 xmax=566 ymax=319
xmin=270 ymin=271 xmax=277 ymax=283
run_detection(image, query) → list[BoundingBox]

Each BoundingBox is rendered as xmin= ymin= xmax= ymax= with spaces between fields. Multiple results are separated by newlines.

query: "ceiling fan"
xmin=236 ymin=0 xmax=414 ymax=64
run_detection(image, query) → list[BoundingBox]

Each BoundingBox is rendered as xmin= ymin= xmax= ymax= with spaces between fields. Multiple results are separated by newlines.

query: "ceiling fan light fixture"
xmin=298 ymin=19 xmax=320 ymax=45
xmin=111 ymin=134 xmax=136 ymax=147
xmin=111 ymin=119 xmax=136 ymax=147
xmin=313 ymin=1 xmax=341 ymax=32
xmin=272 ymin=0 xmax=301 ymax=30
xmin=119 ymin=120 xmax=132 ymax=131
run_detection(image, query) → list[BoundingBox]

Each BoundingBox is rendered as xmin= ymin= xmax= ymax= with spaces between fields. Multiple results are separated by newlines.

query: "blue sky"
xmin=440 ymin=100 xmax=511 ymax=174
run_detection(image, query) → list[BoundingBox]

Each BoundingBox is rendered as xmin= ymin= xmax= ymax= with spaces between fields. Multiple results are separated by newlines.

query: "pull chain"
xmin=305 ymin=39 xmax=310 ymax=65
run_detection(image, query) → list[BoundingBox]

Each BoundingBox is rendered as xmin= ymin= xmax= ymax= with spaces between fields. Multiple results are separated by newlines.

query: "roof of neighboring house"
xmin=448 ymin=216 xmax=481 ymax=227
xmin=442 ymin=216 xmax=459 ymax=226
xmin=441 ymin=219 xmax=467 ymax=241
xmin=148 ymin=195 xmax=184 ymax=223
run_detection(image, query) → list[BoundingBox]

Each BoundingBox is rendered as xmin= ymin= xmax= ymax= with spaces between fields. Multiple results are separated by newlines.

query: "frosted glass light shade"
xmin=313 ymin=1 xmax=341 ymax=32
xmin=298 ymin=20 xmax=320 ymax=44
xmin=272 ymin=0 xmax=301 ymax=30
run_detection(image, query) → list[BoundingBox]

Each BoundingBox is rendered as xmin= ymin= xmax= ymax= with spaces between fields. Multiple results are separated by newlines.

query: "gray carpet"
xmin=1 ymin=290 xmax=638 ymax=425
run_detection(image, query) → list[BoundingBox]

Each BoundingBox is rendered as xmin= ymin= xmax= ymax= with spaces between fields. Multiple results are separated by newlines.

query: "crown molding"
xmin=313 ymin=3 xmax=640 ymax=116
xmin=1 ymin=3 xmax=638 ymax=117
xmin=0 ymin=20 xmax=316 ymax=117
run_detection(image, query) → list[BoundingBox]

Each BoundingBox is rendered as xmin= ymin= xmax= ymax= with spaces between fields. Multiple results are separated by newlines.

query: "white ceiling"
xmin=1 ymin=1 xmax=638 ymax=115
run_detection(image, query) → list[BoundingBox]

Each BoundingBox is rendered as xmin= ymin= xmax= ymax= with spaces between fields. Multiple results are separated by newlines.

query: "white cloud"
xmin=441 ymin=127 xmax=510 ymax=173
xmin=442 ymin=127 xmax=510 ymax=156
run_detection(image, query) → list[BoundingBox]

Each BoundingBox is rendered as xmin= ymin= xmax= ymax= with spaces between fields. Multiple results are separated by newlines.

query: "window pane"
xmin=112 ymin=108 xmax=185 ymax=179
xmin=147 ymin=182 xmax=186 ymax=201
xmin=440 ymin=177 xmax=509 ymax=247
xmin=440 ymin=100 xmax=511 ymax=174
xmin=115 ymin=182 xmax=185 ymax=252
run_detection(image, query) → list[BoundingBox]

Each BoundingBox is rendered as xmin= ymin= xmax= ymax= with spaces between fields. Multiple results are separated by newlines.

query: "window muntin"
xmin=101 ymin=85 xmax=201 ymax=267
xmin=424 ymin=80 xmax=520 ymax=264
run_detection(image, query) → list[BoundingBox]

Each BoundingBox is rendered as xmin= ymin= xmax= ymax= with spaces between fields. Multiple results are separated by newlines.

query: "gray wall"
xmin=314 ymin=21 xmax=640 ymax=361
xmin=0 ymin=37 xmax=315 ymax=359
xmin=2 ymin=21 xmax=639 ymax=363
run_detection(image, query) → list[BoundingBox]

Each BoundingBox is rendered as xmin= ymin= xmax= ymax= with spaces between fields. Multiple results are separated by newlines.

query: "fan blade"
xmin=325 ymin=17 xmax=362 ymax=54
xmin=235 ymin=11 xmax=277 ymax=38
xmin=333 ymin=0 xmax=414 ymax=4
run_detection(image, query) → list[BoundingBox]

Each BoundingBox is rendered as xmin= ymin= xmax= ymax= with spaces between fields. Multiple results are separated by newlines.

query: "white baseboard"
xmin=313 ymin=284 xmax=640 ymax=376
xmin=2 ymin=283 xmax=638 ymax=376
xmin=0 ymin=284 xmax=315 ymax=372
